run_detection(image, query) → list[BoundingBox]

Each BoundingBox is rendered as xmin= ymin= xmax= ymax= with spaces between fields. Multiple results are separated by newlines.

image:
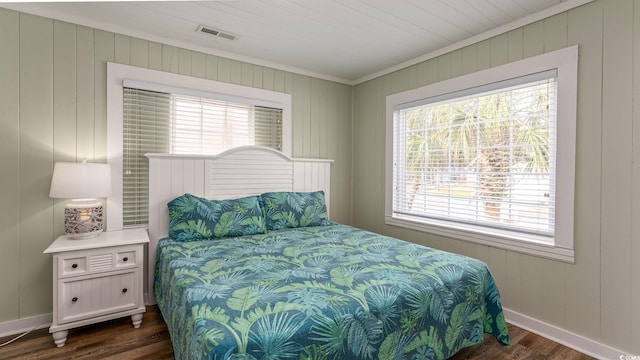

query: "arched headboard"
xmin=146 ymin=146 xmax=333 ymax=304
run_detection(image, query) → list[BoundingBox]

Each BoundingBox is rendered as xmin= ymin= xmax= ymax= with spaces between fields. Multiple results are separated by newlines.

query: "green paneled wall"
xmin=0 ymin=8 xmax=352 ymax=322
xmin=353 ymin=0 xmax=639 ymax=355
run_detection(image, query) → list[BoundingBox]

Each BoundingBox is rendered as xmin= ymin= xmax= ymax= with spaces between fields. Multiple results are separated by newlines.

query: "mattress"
xmin=154 ymin=223 xmax=510 ymax=360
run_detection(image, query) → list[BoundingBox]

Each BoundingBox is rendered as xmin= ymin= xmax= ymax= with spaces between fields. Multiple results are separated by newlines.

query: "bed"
xmin=146 ymin=146 xmax=510 ymax=360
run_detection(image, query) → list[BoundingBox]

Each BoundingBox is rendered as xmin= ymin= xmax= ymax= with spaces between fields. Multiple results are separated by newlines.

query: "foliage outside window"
xmin=394 ymin=76 xmax=555 ymax=237
xmin=385 ymin=46 xmax=577 ymax=262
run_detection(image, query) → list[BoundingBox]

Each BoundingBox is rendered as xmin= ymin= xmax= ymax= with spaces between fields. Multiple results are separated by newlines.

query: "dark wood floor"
xmin=0 ymin=306 xmax=595 ymax=360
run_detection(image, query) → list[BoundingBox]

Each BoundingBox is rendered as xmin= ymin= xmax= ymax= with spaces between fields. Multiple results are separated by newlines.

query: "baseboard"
xmin=503 ymin=308 xmax=627 ymax=360
xmin=0 ymin=313 xmax=51 ymax=339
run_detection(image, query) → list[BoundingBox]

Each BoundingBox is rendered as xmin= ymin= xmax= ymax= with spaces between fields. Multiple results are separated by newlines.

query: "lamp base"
xmin=64 ymin=200 xmax=104 ymax=240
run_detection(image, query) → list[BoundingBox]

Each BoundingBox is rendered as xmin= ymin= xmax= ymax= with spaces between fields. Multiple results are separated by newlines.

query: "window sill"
xmin=385 ymin=214 xmax=574 ymax=263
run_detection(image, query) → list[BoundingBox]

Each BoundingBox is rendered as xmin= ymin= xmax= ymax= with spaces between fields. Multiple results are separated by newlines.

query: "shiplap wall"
xmin=0 ymin=8 xmax=352 ymax=323
xmin=353 ymin=0 xmax=639 ymax=355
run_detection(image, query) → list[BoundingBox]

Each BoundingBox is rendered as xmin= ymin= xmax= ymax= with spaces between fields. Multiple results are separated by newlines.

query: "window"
xmin=107 ymin=63 xmax=291 ymax=230
xmin=385 ymin=46 xmax=577 ymax=262
xmin=121 ymin=87 xmax=283 ymax=226
xmin=167 ymin=93 xmax=282 ymax=155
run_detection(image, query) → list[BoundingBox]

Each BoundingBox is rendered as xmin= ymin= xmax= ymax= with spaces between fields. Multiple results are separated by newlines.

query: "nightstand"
xmin=43 ymin=228 xmax=149 ymax=347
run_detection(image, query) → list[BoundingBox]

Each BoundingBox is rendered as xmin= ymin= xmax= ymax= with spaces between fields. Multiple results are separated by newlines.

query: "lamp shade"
xmin=49 ymin=162 xmax=112 ymax=199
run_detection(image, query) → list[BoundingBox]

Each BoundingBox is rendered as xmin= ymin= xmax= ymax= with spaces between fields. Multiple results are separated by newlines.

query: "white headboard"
xmin=146 ymin=146 xmax=333 ymax=304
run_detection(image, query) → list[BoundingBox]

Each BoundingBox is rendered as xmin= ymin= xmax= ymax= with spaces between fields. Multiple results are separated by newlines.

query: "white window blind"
xmin=392 ymin=74 xmax=557 ymax=240
xmin=169 ymin=94 xmax=282 ymax=154
xmin=123 ymin=87 xmax=283 ymax=226
xmin=123 ymin=88 xmax=170 ymax=227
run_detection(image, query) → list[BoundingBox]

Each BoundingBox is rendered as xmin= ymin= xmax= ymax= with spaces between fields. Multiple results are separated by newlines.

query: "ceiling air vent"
xmin=196 ymin=25 xmax=237 ymax=41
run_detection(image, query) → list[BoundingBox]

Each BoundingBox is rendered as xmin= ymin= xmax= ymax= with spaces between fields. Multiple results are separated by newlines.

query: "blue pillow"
xmin=168 ymin=193 xmax=267 ymax=242
xmin=260 ymin=191 xmax=331 ymax=230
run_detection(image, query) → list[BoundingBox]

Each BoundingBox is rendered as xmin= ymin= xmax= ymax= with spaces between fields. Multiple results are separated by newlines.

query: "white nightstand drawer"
xmin=61 ymin=257 xmax=87 ymax=276
xmin=57 ymin=245 xmax=140 ymax=278
xmin=58 ymin=271 xmax=138 ymax=324
xmin=116 ymin=249 xmax=137 ymax=267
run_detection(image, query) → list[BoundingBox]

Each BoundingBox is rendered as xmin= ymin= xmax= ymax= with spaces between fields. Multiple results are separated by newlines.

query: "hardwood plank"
xmin=0 ymin=306 xmax=595 ymax=360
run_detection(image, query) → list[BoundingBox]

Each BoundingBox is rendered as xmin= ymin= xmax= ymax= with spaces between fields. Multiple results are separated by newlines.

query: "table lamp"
xmin=49 ymin=161 xmax=112 ymax=239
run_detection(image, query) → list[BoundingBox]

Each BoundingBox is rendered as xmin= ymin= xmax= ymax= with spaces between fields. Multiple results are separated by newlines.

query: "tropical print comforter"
xmin=154 ymin=224 xmax=510 ymax=360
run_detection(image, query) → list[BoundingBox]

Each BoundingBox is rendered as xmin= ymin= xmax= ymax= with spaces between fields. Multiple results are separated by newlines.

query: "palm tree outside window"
xmin=394 ymin=78 xmax=555 ymax=236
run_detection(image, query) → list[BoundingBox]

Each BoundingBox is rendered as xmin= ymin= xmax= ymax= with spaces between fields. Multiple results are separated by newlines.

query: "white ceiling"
xmin=3 ymin=0 xmax=590 ymax=84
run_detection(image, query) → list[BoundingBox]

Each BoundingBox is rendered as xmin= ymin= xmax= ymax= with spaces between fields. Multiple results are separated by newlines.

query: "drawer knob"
xmin=72 ymin=297 xmax=78 ymax=303
xmin=122 ymin=288 xmax=128 ymax=293
xmin=72 ymin=263 xmax=78 ymax=269
xmin=123 ymin=257 xmax=129 ymax=262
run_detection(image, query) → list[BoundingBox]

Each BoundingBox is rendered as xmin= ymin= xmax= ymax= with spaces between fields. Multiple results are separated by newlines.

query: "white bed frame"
xmin=146 ymin=146 xmax=333 ymax=304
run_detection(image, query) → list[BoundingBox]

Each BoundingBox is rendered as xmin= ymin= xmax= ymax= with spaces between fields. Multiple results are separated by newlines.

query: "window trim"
xmin=385 ymin=45 xmax=578 ymax=263
xmin=107 ymin=62 xmax=292 ymax=231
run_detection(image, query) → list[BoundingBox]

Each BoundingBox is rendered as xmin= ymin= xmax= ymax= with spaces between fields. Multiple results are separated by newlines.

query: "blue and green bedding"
xmin=154 ymin=204 xmax=510 ymax=359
